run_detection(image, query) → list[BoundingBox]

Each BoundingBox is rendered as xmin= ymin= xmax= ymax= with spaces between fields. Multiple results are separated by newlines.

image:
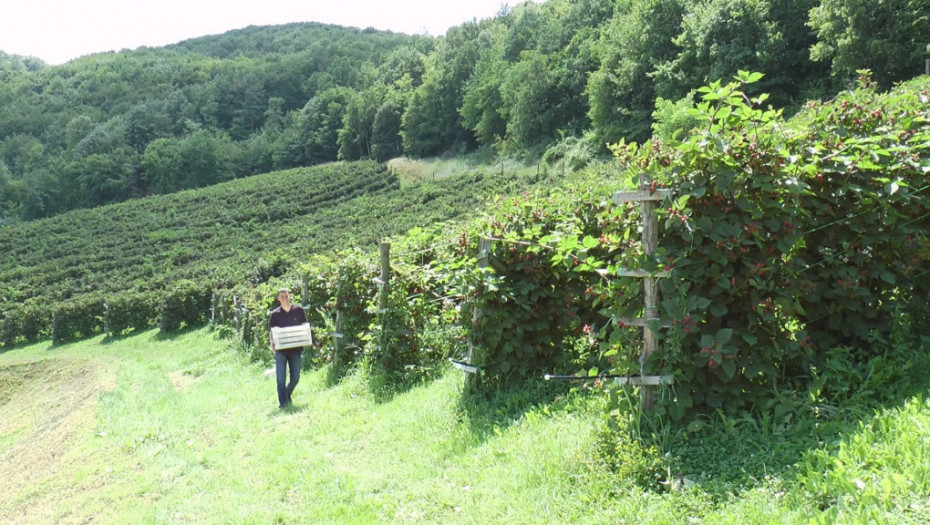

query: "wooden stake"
xmin=378 ymin=242 xmax=391 ymax=312
xmin=465 ymin=238 xmax=493 ymax=389
xmin=334 ymin=309 xmax=343 ymax=370
xmin=301 ymin=274 xmax=309 ymax=306
xmin=640 ymin=180 xmax=659 ymax=409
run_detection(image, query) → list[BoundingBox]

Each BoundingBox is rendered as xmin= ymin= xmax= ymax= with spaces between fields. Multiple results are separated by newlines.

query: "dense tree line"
xmin=1 ymin=1 xmax=927 ymax=223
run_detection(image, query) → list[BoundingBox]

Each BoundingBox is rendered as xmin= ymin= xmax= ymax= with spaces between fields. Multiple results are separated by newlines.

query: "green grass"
xmin=2 ymin=329 xmax=930 ymax=524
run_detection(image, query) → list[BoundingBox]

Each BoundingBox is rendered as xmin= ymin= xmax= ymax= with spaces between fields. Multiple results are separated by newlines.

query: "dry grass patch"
xmin=0 ymin=358 xmax=115 ymax=523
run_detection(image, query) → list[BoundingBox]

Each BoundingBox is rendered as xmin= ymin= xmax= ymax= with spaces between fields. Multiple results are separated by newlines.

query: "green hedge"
xmin=159 ymin=281 xmax=213 ymax=333
xmin=52 ymin=296 xmax=105 ymax=345
xmin=105 ymin=292 xmax=160 ymax=337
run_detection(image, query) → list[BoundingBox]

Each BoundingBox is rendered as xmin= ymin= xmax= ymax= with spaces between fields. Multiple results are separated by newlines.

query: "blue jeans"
xmin=275 ymin=349 xmax=301 ymax=408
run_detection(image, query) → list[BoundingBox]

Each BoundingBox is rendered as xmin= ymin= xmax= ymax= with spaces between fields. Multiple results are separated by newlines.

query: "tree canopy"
xmin=0 ymin=2 xmax=927 ymax=223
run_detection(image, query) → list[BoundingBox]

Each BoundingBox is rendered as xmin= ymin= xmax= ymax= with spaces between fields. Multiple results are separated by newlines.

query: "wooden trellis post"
xmin=375 ymin=241 xmax=392 ymax=357
xmin=103 ymin=301 xmax=111 ymax=338
xmin=232 ymin=295 xmax=240 ymax=332
xmin=333 ymin=309 xmax=344 ymax=369
xmin=377 ymin=242 xmax=391 ymax=312
xmin=301 ymin=274 xmax=309 ymax=306
xmin=451 ymin=237 xmax=491 ymax=388
xmin=612 ymin=182 xmax=675 ymax=408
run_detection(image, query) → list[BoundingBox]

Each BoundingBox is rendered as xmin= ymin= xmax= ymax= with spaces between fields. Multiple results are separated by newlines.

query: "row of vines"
xmin=3 ymin=72 xmax=928 ymax=417
xmin=214 ymin=72 xmax=930 ymax=417
xmin=0 ymin=160 xmax=542 ymax=346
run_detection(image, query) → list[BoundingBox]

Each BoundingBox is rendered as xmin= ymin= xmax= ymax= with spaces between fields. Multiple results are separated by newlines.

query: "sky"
xmin=0 ymin=0 xmax=526 ymax=65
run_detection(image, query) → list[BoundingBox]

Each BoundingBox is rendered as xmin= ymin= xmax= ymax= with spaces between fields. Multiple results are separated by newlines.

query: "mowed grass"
xmin=2 ymin=328 xmax=930 ymax=524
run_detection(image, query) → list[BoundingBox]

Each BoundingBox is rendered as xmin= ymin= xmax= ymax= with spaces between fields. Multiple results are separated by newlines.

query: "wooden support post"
xmin=379 ymin=242 xmax=391 ymax=312
xmin=334 ymin=309 xmax=344 ymax=369
xmin=378 ymin=241 xmax=392 ymax=357
xmin=233 ymin=295 xmax=240 ymax=332
xmin=301 ymin=274 xmax=309 ymax=306
xmin=210 ymin=293 xmax=216 ymax=324
xmin=465 ymin=238 xmax=493 ymax=389
xmin=103 ymin=301 xmax=111 ymax=338
xmin=640 ymin=179 xmax=660 ymax=410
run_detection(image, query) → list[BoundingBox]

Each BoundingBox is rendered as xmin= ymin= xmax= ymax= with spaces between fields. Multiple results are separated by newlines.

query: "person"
xmin=269 ymin=287 xmax=307 ymax=409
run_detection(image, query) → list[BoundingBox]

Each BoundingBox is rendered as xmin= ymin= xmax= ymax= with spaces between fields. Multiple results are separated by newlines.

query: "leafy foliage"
xmin=209 ymin=73 xmax=930 ymax=412
xmin=610 ymin=71 xmax=930 ymax=412
xmin=809 ymin=0 xmax=930 ymax=88
xmin=3 ymin=1 xmax=925 ymax=222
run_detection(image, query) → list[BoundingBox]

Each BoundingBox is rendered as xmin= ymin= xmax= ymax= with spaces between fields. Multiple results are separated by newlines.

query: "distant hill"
xmin=167 ymin=22 xmax=410 ymax=59
xmin=0 ymin=22 xmax=424 ymax=221
xmin=2 ymin=0 xmax=926 ymax=223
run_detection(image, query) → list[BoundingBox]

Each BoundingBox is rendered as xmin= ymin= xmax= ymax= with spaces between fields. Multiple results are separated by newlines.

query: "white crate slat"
xmin=613 ymin=375 xmax=675 ymax=386
xmin=612 ymin=189 xmax=673 ymax=203
xmin=596 ymin=268 xmax=671 ymax=278
xmin=271 ymin=323 xmax=313 ymax=350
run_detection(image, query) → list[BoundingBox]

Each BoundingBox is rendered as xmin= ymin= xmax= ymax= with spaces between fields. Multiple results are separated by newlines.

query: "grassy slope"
xmin=2 ymin=329 xmax=929 ymax=524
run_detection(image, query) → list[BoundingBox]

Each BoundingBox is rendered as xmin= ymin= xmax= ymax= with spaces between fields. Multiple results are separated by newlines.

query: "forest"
xmin=1 ymin=0 xmax=927 ymax=223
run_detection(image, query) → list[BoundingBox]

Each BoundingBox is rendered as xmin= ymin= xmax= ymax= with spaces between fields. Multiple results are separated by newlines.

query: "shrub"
xmin=159 ymin=280 xmax=213 ymax=333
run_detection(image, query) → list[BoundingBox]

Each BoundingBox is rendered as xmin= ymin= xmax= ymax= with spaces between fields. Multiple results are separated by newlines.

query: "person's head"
xmin=276 ymin=288 xmax=291 ymax=305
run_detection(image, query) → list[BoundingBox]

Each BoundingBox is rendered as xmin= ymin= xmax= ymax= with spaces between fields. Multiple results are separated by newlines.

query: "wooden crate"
xmin=271 ymin=323 xmax=313 ymax=350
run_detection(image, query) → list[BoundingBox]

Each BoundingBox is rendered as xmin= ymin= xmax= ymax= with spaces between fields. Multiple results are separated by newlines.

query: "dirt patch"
xmin=168 ymin=369 xmax=198 ymax=392
xmin=0 ymin=357 xmax=115 ymax=523
xmin=0 ymin=361 xmax=45 ymax=407
xmin=386 ymin=157 xmax=432 ymax=184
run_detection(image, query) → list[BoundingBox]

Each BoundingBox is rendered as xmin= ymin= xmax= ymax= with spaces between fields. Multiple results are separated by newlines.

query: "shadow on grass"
xmin=100 ymin=327 xmax=159 ymax=345
xmin=151 ymin=324 xmax=206 ymax=342
xmin=455 ymin=373 xmax=573 ymax=447
xmin=324 ymin=359 xmax=353 ymax=388
xmin=634 ymin=335 xmax=930 ymax=499
xmin=0 ymin=338 xmax=46 ymax=355
xmin=365 ymin=362 xmax=453 ymax=404
xmin=268 ymin=403 xmax=309 ymax=418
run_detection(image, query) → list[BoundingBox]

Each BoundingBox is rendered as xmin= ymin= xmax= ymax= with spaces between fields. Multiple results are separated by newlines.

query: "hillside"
xmin=1 ymin=73 xmax=929 ymax=523
xmin=2 ymin=0 xmax=926 ymax=222
xmin=0 ymin=159 xmax=541 ymax=346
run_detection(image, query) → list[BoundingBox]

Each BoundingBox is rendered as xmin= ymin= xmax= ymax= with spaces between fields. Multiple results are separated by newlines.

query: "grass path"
xmin=0 ymin=329 xmax=620 ymax=523
xmin=3 ymin=328 xmax=930 ymax=523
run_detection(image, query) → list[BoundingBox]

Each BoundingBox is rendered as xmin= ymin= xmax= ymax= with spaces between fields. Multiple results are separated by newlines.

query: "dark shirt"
xmin=270 ymin=304 xmax=308 ymax=329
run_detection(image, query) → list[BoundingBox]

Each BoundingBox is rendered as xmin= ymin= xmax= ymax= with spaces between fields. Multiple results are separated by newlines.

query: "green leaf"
xmin=716 ymin=328 xmax=733 ymax=345
xmin=721 ymin=359 xmax=736 ymax=379
xmin=880 ymin=271 xmax=896 ymax=285
xmin=582 ymin=235 xmax=600 ymax=249
xmin=560 ymin=236 xmax=579 ymax=251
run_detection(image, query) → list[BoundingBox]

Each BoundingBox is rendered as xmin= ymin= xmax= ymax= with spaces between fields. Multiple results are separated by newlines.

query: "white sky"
xmin=0 ymin=0 xmax=526 ymax=65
